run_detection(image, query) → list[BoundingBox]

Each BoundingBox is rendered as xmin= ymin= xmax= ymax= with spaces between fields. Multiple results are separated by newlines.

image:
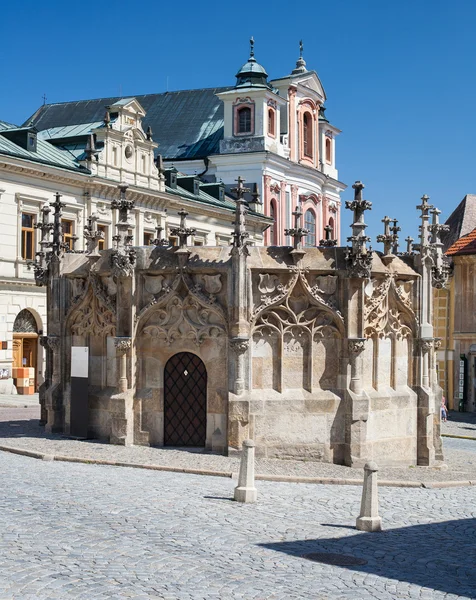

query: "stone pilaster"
xmin=347 ymin=338 xmax=370 ymax=468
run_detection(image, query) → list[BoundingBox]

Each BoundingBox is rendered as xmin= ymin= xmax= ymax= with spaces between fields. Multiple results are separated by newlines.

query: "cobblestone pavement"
xmin=0 ymin=450 xmax=475 ymax=600
xmin=443 ymin=411 xmax=476 ymax=439
xmin=0 ymin=393 xmax=39 ymax=408
xmin=1 ymin=407 xmax=476 ymax=485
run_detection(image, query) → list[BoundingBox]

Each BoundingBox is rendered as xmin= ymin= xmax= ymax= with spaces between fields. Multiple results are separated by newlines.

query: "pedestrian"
xmin=440 ymin=396 xmax=448 ymax=422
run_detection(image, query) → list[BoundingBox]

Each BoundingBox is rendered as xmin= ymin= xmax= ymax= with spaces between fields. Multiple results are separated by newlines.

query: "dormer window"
xmin=303 ymin=112 xmax=313 ymax=158
xmin=238 ymin=107 xmax=251 ymax=133
xmin=268 ymin=108 xmax=275 ymax=137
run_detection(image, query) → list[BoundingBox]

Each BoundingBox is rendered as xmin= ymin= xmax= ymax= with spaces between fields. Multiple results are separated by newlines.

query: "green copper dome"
xmin=235 ymin=38 xmax=270 ymax=89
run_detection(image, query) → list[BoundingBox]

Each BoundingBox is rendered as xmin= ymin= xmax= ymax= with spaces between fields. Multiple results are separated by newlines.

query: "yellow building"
xmin=434 ymin=195 xmax=476 ymax=411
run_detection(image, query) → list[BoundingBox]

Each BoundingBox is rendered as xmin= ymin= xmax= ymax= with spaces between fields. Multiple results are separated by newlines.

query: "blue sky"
xmin=2 ymin=0 xmax=475 ymax=241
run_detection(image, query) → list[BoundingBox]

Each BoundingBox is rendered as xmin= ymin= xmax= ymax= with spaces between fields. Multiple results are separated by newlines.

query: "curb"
xmin=442 ymin=433 xmax=476 ymax=441
xmin=0 ymin=443 xmax=474 ymax=489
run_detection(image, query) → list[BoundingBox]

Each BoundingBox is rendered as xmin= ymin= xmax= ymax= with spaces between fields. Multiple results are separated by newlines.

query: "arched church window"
xmin=325 ymin=138 xmax=332 ymax=163
xmin=304 ymin=209 xmax=316 ymax=247
xmin=238 ymin=107 xmax=252 ymax=134
xmin=269 ymin=200 xmax=278 ymax=245
xmin=303 ymin=112 xmax=313 ymax=158
xmin=13 ymin=309 xmax=38 ymax=333
xmin=268 ymin=109 xmax=275 ymax=136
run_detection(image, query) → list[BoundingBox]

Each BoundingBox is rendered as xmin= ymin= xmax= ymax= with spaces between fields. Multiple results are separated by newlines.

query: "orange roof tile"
xmin=446 ymin=226 xmax=476 ymax=256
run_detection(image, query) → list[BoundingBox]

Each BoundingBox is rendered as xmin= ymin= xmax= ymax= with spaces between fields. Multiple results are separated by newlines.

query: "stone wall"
xmin=38 ymin=185 xmax=446 ymax=468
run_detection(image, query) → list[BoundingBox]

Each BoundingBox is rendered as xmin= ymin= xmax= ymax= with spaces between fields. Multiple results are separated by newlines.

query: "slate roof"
xmin=442 ymin=194 xmax=476 ymax=252
xmin=0 ymin=123 xmax=87 ymax=173
xmin=26 ymin=88 xmax=232 ymax=161
xmin=446 ymin=227 xmax=476 ymax=256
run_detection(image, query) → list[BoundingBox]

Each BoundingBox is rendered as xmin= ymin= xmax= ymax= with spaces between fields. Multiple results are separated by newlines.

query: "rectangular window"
xmin=143 ymin=232 xmax=154 ymax=246
xmin=21 ymin=213 xmax=35 ymax=260
xmin=62 ymin=219 xmax=74 ymax=251
xmin=98 ymin=224 xmax=107 ymax=250
xmin=194 ymin=239 xmax=204 ymax=246
xmin=169 ymin=236 xmax=178 ymax=247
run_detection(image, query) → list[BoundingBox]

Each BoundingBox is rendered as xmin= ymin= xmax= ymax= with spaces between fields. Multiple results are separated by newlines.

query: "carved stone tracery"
xmin=253 ymin=275 xmax=343 ymax=344
xmin=142 ymin=293 xmax=226 ymax=346
xmin=69 ymin=288 xmax=116 ymax=337
xmin=364 ymin=275 xmax=416 ymax=340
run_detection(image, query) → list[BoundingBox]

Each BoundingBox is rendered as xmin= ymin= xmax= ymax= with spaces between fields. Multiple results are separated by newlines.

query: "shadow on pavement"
xmin=260 ymin=518 xmax=476 ymax=597
xmin=447 ymin=410 xmax=476 ymax=425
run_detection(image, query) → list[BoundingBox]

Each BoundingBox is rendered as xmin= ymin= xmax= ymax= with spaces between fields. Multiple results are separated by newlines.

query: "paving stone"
xmin=0 ymin=451 xmax=475 ymax=598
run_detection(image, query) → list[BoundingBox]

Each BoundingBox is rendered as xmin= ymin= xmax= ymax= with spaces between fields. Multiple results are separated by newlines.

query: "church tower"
xmin=217 ymin=38 xmax=287 ymax=157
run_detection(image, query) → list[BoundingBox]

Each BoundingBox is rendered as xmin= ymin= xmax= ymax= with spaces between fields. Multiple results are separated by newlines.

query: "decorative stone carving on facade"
xmin=42 ymin=335 xmax=60 ymax=350
xmin=69 ymin=288 xmax=116 ymax=337
xmin=144 ymin=274 xmax=167 ymax=296
xmin=311 ymin=275 xmax=337 ymax=296
xmin=419 ymin=338 xmax=434 ymax=353
xmin=114 ymin=337 xmax=132 ymax=353
xmin=202 ymin=274 xmax=222 ymax=295
xmin=253 ymin=276 xmax=343 ymax=344
xmin=348 ymin=338 xmax=366 ymax=354
xmin=229 ymin=338 xmax=249 ymax=354
xmin=252 ymin=273 xmax=297 ymax=320
xmin=258 ymin=273 xmax=280 ymax=294
xmin=141 ymin=293 xmax=226 ymax=346
xmin=364 ymin=275 xmax=415 ymax=339
xmin=111 ymin=249 xmax=136 ymax=278
xmin=220 ymin=137 xmax=266 ymax=154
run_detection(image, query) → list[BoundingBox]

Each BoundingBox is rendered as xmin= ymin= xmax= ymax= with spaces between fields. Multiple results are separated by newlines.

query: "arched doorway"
xmin=164 ymin=352 xmax=207 ymax=447
xmin=13 ymin=309 xmax=39 ymax=392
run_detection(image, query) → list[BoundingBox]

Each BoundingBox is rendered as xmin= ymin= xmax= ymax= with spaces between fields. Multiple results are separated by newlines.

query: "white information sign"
xmin=71 ymin=346 xmax=89 ymax=378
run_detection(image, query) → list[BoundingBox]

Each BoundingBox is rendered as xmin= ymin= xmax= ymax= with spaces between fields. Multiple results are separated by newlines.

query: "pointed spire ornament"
xmin=84 ymin=213 xmax=104 ymax=256
xmin=104 ymin=108 xmax=111 ymax=128
xmin=110 ymin=185 xmax=136 ymax=277
xmin=170 ymin=209 xmax=196 ymax=249
xmin=51 ymin=192 xmax=66 ymax=257
xmin=292 ymin=39 xmax=307 ymax=74
xmin=231 ymin=176 xmax=250 ymax=251
xmin=376 ymin=216 xmax=393 ymax=256
xmin=249 ymin=36 xmax=255 ymax=58
xmin=285 ymin=202 xmax=308 ymax=262
xmin=152 ymin=223 xmax=168 ymax=247
xmin=344 ymin=181 xmax=373 ymax=278
xmin=319 ymin=224 xmax=337 ymax=247
xmin=84 ymin=133 xmax=97 ymax=162
xmin=390 ymin=219 xmax=401 ymax=254
xmin=405 ymin=236 xmax=414 ymax=254
xmin=249 ymin=182 xmax=262 ymax=212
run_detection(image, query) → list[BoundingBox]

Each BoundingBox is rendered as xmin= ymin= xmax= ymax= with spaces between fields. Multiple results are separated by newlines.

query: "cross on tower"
xmin=319 ymin=224 xmax=337 ymax=247
xmin=416 ymin=194 xmax=434 ymax=251
xmin=284 ymin=203 xmax=308 ymax=251
xmin=390 ymin=218 xmax=401 ymax=254
xmin=84 ymin=213 xmax=105 ymax=256
xmin=170 ymin=208 xmax=196 ymax=249
xmin=376 ymin=215 xmax=393 ymax=256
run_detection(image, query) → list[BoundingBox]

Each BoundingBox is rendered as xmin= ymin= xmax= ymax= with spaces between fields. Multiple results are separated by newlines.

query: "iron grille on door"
xmin=164 ymin=352 xmax=207 ymax=447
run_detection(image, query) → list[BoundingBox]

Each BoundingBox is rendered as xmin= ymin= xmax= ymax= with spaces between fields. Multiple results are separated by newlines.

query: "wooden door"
xmin=12 ymin=338 xmax=22 ymax=368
